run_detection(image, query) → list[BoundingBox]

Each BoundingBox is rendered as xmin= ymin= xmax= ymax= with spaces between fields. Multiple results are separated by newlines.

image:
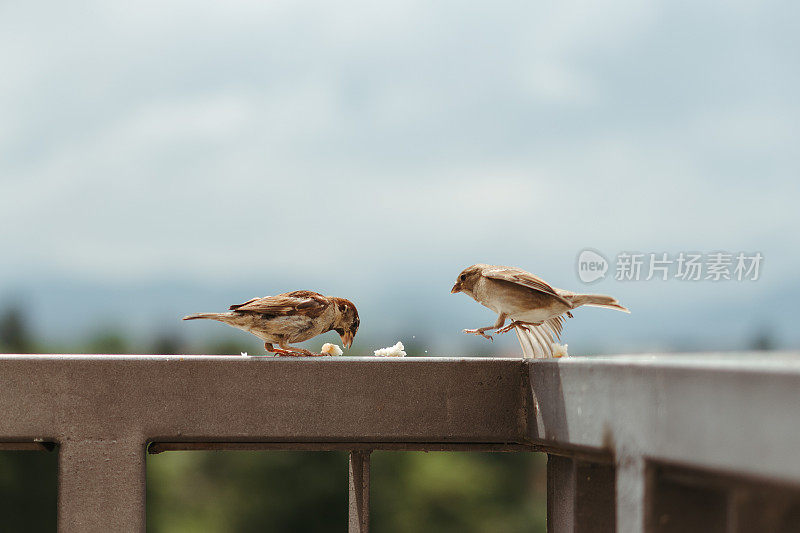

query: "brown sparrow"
xmin=183 ymin=290 xmax=359 ymax=356
xmin=451 ymin=264 xmax=629 ymax=357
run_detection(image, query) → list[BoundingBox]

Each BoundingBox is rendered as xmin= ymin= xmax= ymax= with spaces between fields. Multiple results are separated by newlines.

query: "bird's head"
xmin=332 ymin=298 xmax=359 ymax=349
xmin=451 ymin=264 xmax=483 ymax=296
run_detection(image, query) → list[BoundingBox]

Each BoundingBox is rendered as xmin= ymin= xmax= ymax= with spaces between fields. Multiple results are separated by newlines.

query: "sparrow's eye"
xmin=460 ymin=275 xmax=466 ymax=281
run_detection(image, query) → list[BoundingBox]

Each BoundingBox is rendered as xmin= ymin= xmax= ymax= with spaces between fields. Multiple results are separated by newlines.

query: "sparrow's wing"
xmin=229 ymin=297 xmax=260 ymax=310
xmin=514 ymin=315 xmax=566 ymax=358
xmin=515 ymin=325 xmax=551 ymax=358
xmin=515 ymin=325 xmax=548 ymax=358
xmin=229 ymin=290 xmax=330 ymax=318
xmin=540 ymin=315 xmax=565 ymax=340
xmin=482 ymin=266 xmax=572 ymax=306
xmin=514 ymin=326 xmax=537 ymax=357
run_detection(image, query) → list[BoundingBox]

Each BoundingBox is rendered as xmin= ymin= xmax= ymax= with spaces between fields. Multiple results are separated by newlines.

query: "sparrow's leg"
xmin=265 ymin=342 xmax=304 ymax=357
xmin=496 ymin=323 xmax=513 ymax=334
xmin=463 ymin=313 xmax=507 ymax=342
xmin=267 ymin=341 xmax=326 ymax=357
xmin=288 ymin=347 xmax=327 ymax=357
xmin=496 ymin=320 xmax=536 ymax=335
xmin=265 ymin=342 xmax=292 ymax=356
xmin=514 ymin=322 xmax=543 ymax=331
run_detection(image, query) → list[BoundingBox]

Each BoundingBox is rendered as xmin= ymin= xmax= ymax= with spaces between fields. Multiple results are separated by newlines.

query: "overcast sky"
xmin=1 ymin=0 xmax=798 ymax=352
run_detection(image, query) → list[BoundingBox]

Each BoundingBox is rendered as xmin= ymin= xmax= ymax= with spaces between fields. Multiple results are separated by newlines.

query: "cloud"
xmin=0 ymin=0 xmax=798 ymax=351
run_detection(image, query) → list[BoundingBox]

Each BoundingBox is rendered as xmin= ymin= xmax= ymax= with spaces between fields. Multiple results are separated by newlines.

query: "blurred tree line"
xmin=0 ymin=304 xmax=546 ymax=532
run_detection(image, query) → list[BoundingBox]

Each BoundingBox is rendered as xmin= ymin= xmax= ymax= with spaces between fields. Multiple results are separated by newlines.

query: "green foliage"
xmin=0 ymin=451 xmax=57 ymax=531
xmin=0 ymin=305 xmax=34 ymax=353
xmin=85 ymin=330 xmax=130 ymax=354
xmin=151 ymin=332 xmax=184 ymax=355
xmin=371 ymin=452 xmax=545 ymax=533
xmin=148 ymin=451 xmax=349 ymax=532
xmin=146 ymin=450 xmax=545 ymax=533
xmin=205 ymin=340 xmax=250 ymax=356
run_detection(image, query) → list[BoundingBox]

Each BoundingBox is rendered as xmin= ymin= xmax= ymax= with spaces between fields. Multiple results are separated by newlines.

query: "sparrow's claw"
xmin=297 ymin=349 xmax=327 ymax=357
xmin=271 ymin=347 xmax=327 ymax=357
xmin=270 ymin=348 xmax=301 ymax=357
xmin=495 ymin=322 xmax=520 ymax=335
xmin=463 ymin=328 xmax=493 ymax=342
xmin=498 ymin=320 xmax=544 ymax=335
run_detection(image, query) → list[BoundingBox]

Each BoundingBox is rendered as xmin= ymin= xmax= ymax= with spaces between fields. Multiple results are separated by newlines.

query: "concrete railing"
xmin=1 ymin=353 xmax=799 ymax=532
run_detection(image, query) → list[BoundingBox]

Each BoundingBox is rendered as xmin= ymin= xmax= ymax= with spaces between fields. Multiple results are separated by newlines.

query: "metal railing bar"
xmin=147 ymin=441 xmax=539 ymax=454
xmin=348 ymin=450 xmax=371 ymax=533
xmin=147 ymin=440 xmax=613 ymax=462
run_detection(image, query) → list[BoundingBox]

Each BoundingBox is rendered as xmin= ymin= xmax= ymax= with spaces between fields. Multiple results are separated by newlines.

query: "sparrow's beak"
xmin=341 ymin=330 xmax=354 ymax=349
xmin=451 ymin=283 xmax=461 ymax=294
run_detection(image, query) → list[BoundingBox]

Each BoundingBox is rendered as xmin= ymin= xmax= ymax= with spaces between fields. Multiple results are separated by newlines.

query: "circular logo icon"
xmin=576 ymin=249 xmax=608 ymax=283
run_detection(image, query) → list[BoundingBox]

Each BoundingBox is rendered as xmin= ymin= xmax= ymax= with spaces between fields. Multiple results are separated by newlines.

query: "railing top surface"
xmin=4 ymin=351 xmax=800 ymax=379
xmin=0 ymin=354 xmax=524 ymax=361
xmin=3 ymin=350 xmax=797 ymax=362
xmin=0 ymin=353 xmax=529 ymax=447
xmin=537 ymin=351 xmax=800 ymax=372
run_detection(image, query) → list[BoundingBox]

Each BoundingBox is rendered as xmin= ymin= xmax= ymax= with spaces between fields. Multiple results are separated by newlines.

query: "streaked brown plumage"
xmin=451 ymin=264 xmax=629 ymax=358
xmin=182 ymin=290 xmax=359 ymax=356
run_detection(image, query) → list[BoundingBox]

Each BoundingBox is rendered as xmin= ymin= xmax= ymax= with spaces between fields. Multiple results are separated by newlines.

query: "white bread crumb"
xmin=551 ymin=343 xmax=569 ymax=358
xmin=374 ymin=341 xmax=406 ymax=357
xmin=321 ymin=343 xmax=344 ymax=356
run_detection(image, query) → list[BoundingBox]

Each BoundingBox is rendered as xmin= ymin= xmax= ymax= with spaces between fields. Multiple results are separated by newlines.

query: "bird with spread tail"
xmin=182 ymin=290 xmax=359 ymax=356
xmin=451 ymin=264 xmax=629 ymax=358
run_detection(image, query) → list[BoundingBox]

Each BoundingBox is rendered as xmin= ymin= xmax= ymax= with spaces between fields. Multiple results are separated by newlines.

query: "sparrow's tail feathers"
xmin=570 ymin=294 xmax=630 ymax=313
xmin=182 ymin=312 xmax=227 ymax=321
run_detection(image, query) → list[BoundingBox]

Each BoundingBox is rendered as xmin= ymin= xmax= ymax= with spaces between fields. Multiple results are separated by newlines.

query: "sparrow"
xmin=182 ymin=290 xmax=359 ymax=356
xmin=451 ymin=264 xmax=629 ymax=358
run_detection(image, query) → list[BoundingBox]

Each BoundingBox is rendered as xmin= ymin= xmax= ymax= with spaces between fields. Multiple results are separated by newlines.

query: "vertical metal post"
xmin=58 ymin=439 xmax=146 ymax=532
xmin=547 ymin=455 xmax=575 ymax=532
xmin=574 ymin=460 xmax=616 ymax=532
xmin=616 ymin=455 xmax=647 ymax=533
xmin=548 ymin=455 xmax=616 ymax=533
xmin=349 ymin=450 xmax=371 ymax=533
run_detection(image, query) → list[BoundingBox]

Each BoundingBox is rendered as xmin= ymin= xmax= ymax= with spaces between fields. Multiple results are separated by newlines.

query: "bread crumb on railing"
xmin=321 ymin=343 xmax=344 ymax=356
xmin=551 ymin=343 xmax=569 ymax=358
xmin=374 ymin=342 xmax=406 ymax=357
